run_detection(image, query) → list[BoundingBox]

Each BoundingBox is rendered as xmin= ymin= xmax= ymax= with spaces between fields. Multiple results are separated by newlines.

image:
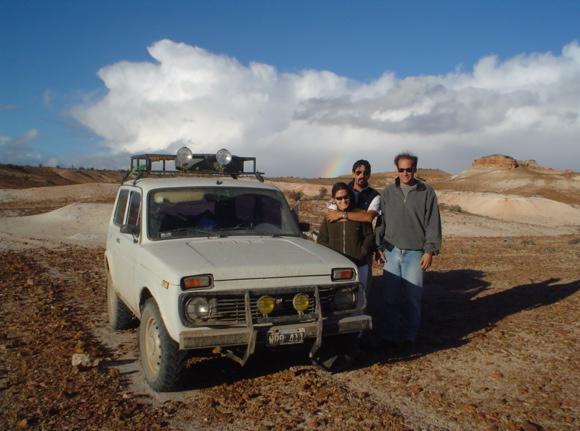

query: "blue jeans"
xmin=376 ymin=247 xmax=424 ymax=342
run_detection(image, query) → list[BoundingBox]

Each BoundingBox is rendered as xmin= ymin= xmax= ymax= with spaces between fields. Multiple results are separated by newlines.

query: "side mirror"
xmin=120 ymin=223 xmax=139 ymax=236
xmin=298 ymin=222 xmax=310 ymax=232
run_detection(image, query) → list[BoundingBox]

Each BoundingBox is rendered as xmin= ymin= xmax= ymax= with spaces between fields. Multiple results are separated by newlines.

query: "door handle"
xmin=116 ymin=237 xmax=120 ymax=244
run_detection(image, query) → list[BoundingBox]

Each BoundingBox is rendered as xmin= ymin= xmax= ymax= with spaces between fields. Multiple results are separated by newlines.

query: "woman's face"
xmin=334 ymin=189 xmax=350 ymax=211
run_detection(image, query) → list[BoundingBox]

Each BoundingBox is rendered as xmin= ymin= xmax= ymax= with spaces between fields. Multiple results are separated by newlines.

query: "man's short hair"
xmin=394 ymin=152 xmax=418 ymax=168
xmin=352 ymin=159 xmax=371 ymax=174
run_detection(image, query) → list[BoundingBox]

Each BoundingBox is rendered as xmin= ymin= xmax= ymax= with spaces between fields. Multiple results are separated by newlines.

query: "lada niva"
xmin=105 ymin=148 xmax=371 ymax=391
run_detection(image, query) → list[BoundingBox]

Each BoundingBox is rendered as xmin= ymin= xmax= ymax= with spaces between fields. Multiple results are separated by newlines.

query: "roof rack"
xmin=122 ymin=150 xmax=265 ymax=184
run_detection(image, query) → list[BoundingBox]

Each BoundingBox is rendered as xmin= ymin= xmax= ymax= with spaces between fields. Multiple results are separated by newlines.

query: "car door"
xmin=111 ymin=188 xmax=142 ymax=312
xmin=108 ymin=188 xmax=129 ymax=293
xmin=120 ymin=189 xmax=143 ymax=310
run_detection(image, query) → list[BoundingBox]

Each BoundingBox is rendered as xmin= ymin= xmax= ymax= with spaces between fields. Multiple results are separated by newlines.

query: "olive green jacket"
xmin=317 ymin=218 xmax=374 ymax=266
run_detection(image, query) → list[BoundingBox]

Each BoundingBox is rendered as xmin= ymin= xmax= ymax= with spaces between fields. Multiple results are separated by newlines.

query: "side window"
xmin=113 ymin=190 xmax=129 ymax=226
xmin=126 ymin=191 xmax=141 ymax=227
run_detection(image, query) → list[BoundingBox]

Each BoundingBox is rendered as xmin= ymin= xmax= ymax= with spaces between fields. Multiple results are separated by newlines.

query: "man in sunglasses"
xmin=326 ymin=159 xmax=380 ymax=223
xmin=375 ymin=152 xmax=441 ymax=349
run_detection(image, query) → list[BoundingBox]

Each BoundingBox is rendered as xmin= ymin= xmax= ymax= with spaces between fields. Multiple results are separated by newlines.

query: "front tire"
xmin=139 ymin=299 xmax=185 ymax=392
xmin=107 ymin=273 xmax=133 ymax=330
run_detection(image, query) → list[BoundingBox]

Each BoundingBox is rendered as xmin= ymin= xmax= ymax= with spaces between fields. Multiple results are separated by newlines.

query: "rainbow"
xmin=319 ymin=155 xmax=352 ymax=178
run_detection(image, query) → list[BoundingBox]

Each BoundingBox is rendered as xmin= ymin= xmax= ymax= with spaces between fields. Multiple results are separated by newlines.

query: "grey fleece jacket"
xmin=376 ymin=178 xmax=442 ymax=254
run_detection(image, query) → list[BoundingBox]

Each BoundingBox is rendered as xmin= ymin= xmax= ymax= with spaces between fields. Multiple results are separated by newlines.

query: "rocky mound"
xmin=432 ymin=156 xmax=580 ymax=206
xmin=437 ymin=191 xmax=580 ymax=229
xmin=473 ymin=155 xmax=519 ymax=169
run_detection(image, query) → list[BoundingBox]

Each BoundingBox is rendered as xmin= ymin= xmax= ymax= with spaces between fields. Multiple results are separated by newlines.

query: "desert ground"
xmin=0 ymin=158 xmax=578 ymax=430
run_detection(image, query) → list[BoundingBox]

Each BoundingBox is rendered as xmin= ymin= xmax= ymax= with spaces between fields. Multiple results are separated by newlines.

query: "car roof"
xmin=122 ymin=176 xmax=280 ymax=194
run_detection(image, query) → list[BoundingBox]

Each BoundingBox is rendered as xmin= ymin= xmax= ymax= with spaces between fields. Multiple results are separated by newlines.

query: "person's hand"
xmin=420 ymin=252 xmax=433 ymax=270
xmin=375 ymin=250 xmax=386 ymax=264
xmin=326 ymin=210 xmax=343 ymax=223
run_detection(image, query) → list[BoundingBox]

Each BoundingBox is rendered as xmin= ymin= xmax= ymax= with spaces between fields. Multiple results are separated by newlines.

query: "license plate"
xmin=267 ymin=328 xmax=305 ymax=346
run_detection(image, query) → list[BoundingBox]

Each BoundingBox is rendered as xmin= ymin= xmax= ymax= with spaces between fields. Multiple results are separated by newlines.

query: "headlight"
xmin=257 ymin=296 xmax=275 ymax=315
xmin=292 ymin=293 xmax=310 ymax=312
xmin=216 ymin=148 xmax=232 ymax=166
xmin=181 ymin=274 xmax=213 ymax=290
xmin=332 ymin=286 xmax=357 ymax=311
xmin=331 ymin=268 xmax=355 ymax=281
xmin=184 ymin=297 xmax=214 ymax=321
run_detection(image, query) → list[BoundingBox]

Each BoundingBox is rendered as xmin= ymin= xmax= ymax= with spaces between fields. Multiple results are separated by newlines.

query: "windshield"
xmin=147 ymin=187 xmax=300 ymax=240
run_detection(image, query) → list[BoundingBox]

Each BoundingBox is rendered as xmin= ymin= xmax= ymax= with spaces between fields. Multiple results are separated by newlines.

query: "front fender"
xmin=136 ymin=267 xmax=182 ymax=343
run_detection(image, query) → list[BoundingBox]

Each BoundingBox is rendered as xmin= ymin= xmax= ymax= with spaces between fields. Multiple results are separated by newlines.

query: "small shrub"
xmin=288 ymin=190 xmax=304 ymax=201
xmin=318 ymin=187 xmax=328 ymax=199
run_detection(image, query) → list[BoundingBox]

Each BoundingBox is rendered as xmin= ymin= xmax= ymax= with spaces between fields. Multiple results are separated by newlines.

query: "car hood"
xmin=142 ymin=236 xmax=352 ymax=284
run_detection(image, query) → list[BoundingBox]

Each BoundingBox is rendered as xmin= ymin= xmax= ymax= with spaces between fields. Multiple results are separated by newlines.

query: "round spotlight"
xmin=292 ymin=293 xmax=310 ymax=312
xmin=257 ymin=296 xmax=275 ymax=315
xmin=176 ymin=146 xmax=193 ymax=170
xmin=216 ymin=148 xmax=232 ymax=166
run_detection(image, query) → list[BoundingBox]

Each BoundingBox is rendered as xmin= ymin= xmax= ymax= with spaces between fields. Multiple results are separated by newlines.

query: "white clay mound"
xmin=437 ymin=190 xmax=580 ymax=227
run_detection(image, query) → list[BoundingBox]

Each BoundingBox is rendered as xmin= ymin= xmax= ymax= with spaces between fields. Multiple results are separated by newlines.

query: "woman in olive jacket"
xmin=317 ymin=182 xmax=374 ymax=287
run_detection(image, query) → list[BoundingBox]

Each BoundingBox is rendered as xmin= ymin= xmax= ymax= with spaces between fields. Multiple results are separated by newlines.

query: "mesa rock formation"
xmin=472 ymin=154 xmax=518 ymax=169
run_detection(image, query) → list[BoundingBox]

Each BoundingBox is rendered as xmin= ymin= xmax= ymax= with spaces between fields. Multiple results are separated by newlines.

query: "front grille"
xmin=180 ymin=284 xmax=360 ymax=327
xmin=211 ymin=296 xmax=246 ymax=324
xmin=319 ymin=287 xmax=335 ymax=313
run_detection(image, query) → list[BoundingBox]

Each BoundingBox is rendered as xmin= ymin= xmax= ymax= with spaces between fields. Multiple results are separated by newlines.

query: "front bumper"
xmin=179 ymin=314 xmax=372 ymax=350
xmin=177 ymin=284 xmax=372 ymax=365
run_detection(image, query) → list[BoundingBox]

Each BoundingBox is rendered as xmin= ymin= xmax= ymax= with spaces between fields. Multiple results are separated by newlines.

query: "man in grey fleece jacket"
xmin=374 ymin=152 xmax=442 ymax=346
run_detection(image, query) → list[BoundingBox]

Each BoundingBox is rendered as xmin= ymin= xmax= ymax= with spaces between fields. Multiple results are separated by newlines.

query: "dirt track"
xmin=1 ymin=236 xmax=578 ymax=430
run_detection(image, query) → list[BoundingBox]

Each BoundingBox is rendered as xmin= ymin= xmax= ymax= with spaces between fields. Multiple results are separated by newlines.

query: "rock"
xmin=71 ymin=353 xmax=93 ymax=368
xmin=472 ymin=155 xmax=518 ymax=169
xmin=107 ymin=367 xmax=120 ymax=377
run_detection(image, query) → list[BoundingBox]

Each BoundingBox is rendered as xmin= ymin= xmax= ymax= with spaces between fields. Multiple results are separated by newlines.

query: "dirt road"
xmin=1 ymin=236 xmax=578 ymax=430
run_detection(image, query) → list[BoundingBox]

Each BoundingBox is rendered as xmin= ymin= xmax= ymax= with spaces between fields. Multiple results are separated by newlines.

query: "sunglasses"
xmin=334 ymin=196 xmax=350 ymax=201
xmin=398 ymin=168 xmax=415 ymax=173
xmin=354 ymin=170 xmax=369 ymax=177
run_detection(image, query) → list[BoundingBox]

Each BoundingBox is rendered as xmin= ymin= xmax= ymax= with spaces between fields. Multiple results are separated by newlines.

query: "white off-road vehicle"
xmin=105 ymin=148 xmax=371 ymax=391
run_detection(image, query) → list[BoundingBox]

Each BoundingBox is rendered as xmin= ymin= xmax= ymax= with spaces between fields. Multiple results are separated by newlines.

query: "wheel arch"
xmin=139 ymin=287 xmax=154 ymax=316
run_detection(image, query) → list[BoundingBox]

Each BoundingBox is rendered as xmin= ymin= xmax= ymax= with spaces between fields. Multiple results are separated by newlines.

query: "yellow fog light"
xmin=292 ymin=293 xmax=310 ymax=312
xmin=257 ymin=296 xmax=275 ymax=315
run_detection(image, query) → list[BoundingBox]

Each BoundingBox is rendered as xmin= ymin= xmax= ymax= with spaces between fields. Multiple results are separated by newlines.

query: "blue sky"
xmin=1 ymin=0 xmax=579 ymax=176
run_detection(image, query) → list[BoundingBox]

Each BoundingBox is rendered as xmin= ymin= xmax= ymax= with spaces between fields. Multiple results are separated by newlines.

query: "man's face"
xmin=397 ymin=158 xmax=416 ymax=185
xmin=352 ymin=164 xmax=370 ymax=190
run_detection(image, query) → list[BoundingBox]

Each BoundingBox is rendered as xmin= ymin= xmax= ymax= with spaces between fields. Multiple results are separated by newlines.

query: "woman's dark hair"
xmin=331 ymin=182 xmax=353 ymax=210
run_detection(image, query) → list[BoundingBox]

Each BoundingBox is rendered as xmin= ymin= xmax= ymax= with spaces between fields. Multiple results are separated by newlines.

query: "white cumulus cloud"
xmin=72 ymin=39 xmax=580 ymax=176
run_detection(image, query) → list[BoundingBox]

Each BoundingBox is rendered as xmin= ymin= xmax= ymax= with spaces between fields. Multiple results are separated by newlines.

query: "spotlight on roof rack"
xmin=216 ymin=148 xmax=232 ymax=167
xmin=176 ymin=146 xmax=194 ymax=170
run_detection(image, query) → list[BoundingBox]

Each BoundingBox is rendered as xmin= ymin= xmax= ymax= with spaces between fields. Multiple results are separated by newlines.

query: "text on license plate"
xmin=267 ymin=328 xmax=305 ymax=346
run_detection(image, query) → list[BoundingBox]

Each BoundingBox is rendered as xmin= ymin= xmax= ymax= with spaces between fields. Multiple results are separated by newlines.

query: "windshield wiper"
xmin=162 ymin=227 xmax=219 ymax=238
